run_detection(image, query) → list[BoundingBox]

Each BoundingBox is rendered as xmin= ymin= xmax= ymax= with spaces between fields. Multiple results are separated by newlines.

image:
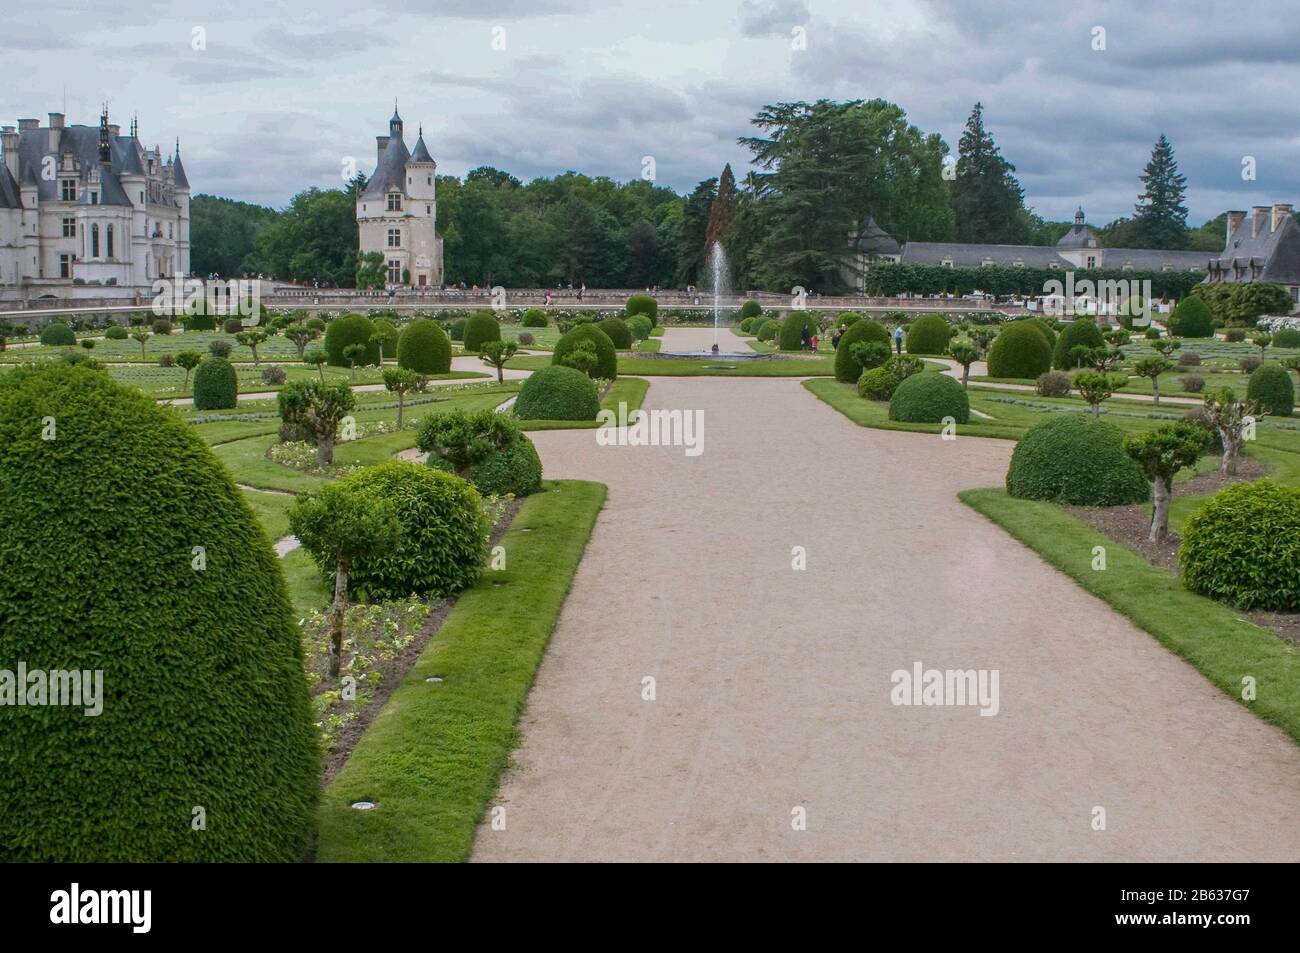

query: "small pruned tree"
xmin=1252 ymin=333 xmax=1272 ymax=360
xmin=948 ymin=342 xmax=980 ymax=388
xmin=382 ymin=367 xmax=420 ymax=430
xmin=1073 ymin=371 xmax=1125 ymax=417
xmin=131 ymin=329 xmax=151 ymax=359
xmin=479 ymin=340 xmax=518 ymax=384
xmin=235 ymin=329 xmax=268 ymax=366
xmin=969 ymin=327 xmax=997 ymax=355
xmin=278 ymin=379 xmax=356 ymax=466
xmin=286 ymin=325 xmax=318 ymax=359
xmin=175 ymin=350 xmax=203 ymax=391
xmin=289 ymin=484 xmax=400 ymax=677
xmin=1123 ymin=422 xmax=1212 ymax=542
xmin=416 ymin=409 xmax=515 ymax=477
xmin=1132 ymin=356 xmax=1173 ymax=404
xmin=1153 ymin=339 xmax=1181 ymax=361
xmin=304 ymin=348 xmax=328 ymax=381
xmin=1202 ymin=387 xmax=1257 ymax=475
xmin=208 ymin=339 xmax=233 ymax=358
xmin=342 ymin=343 xmax=368 ymax=381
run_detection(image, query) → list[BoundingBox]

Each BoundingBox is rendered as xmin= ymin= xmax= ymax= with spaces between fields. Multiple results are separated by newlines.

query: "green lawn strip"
xmin=960 ymin=488 xmax=1300 ymax=746
xmin=213 ymin=434 xmax=329 ymax=493
xmin=280 ymin=546 xmax=331 ymax=618
xmin=239 ymin=487 xmax=296 ymax=540
xmin=649 ymin=326 xmax=664 ymax=338
xmin=314 ymin=479 xmax=606 ymax=862
xmin=634 ymin=339 xmax=661 ymax=353
xmin=804 ymin=378 xmax=1025 ymax=440
xmin=516 ymin=377 xmax=650 ymax=431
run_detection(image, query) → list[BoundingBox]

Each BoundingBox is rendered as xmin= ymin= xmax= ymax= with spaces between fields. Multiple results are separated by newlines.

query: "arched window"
xmin=106 ymin=224 xmax=114 ymax=259
xmin=91 ymin=224 xmax=99 ymax=258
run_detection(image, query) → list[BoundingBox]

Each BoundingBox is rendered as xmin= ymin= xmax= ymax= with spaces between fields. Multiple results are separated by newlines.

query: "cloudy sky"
xmin=3 ymin=0 xmax=1298 ymax=227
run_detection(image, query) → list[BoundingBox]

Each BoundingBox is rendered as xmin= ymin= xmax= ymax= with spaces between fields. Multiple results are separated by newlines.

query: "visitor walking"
xmin=810 ymin=333 xmax=819 ymax=353
xmin=893 ymin=325 xmax=904 ymax=354
xmin=800 ymin=325 xmax=811 ymax=351
xmin=831 ymin=327 xmax=843 ymax=350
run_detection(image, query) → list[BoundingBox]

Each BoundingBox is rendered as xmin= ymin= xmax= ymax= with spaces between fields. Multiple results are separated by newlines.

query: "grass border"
xmin=314 ymin=479 xmax=606 ymax=862
xmin=960 ymin=487 xmax=1300 ymax=747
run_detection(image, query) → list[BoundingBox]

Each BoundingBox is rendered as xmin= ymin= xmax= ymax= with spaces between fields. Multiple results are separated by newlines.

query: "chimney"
xmin=1226 ymin=210 xmax=1246 ymax=244
xmin=376 ymin=135 xmax=390 ymax=165
xmin=48 ymin=112 xmax=64 ymax=151
xmin=1252 ymin=206 xmax=1269 ymax=237
xmin=17 ymin=118 xmax=38 ymax=131
xmin=1272 ymin=203 xmax=1293 ymax=233
xmin=1 ymin=127 xmax=18 ymax=180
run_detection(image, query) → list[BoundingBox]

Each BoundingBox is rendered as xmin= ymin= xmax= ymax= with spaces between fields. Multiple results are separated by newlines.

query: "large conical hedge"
xmin=0 ymin=363 xmax=318 ymax=861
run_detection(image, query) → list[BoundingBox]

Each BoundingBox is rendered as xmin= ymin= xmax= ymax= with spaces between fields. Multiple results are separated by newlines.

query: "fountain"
xmin=710 ymin=241 xmax=726 ymax=354
xmin=652 ymin=241 xmax=769 ymax=361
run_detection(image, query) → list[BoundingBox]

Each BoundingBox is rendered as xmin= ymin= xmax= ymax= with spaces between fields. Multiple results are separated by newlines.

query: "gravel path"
xmin=470 ymin=329 xmax=1300 ymax=862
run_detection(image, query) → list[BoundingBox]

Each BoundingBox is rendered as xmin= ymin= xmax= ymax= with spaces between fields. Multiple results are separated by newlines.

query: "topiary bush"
xmin=626 ymin=294 xmax=658 ymax=326
xmin=515 ymin=364 xmax=600 ymax=420
xmin=889 ymin=371 xmax=970 ymax=423
xmin=777 ymin=312 xmax=817 ymax=350
xmin=1167 ymin=296 xmax=1215 ymax=338
xmin=462 ymin=311 xmax=502 ymax=353
xmin=1272 ymin=327 xmax=1300 ymax=348
xmin=1180 ymin=481 xmax=1300 ymax=610
xmin=449 ymin=317 xmax=468 ymax=341
xmin=1246 ymin=363 xmax=1295 ymax=416
xmin=396 ymin=318 xmax=452 ymax=375
xmin=857 ymin=366 xmax=899 ymax=400
xmin=104 ymin=324 xmax=128 ymax=340
xmin=740 ymin=300 xmax=762 ymax=321
xmin=1006 ymin=414 xmax=1150 ymax=506
xmin=261 ymin=365 xmax=286 ymax=385
xmin=626 ymin=315 xmax=653 ymax=341
xmin=552 ymin=324 xmax=617 ymax=380
xmin=0 ymin=363 xmax=317 ymax=861
xmin=597 ymin=316 xmax=633 ymax=349
xmin=152 ymin=319 xmax=173 ymax=335
xmin=1240 ymin=355 xmax=1262 ymax=374
xmin=323 ymin=313 xmax=378 ymax=368
xmin=904 ymin=314 xmax=952 ymax=355
xmin=756 ymin=319 xmax=781 ymax=342
xmin=987 ymin=320 xmax=1052 ymax=379
xmin=325 ymin=461 xmax=488 ymax=601
xmin=522 ymin=308 xmax=549 ymax=328
xmin=1181 ymin=374 xmax=1205 ymax=393
xmin=223 ymin=318 xmax=244 ymax=334
xmin=192 ymin=357 xmax=238 ymax=410
xmin=40 ymin=321 xmax=75 ymax=346
xmin=183 ymin=310 xmax=216 ymax=332
xmin=1177 ymin=350 xmax=1202 ymax=366
xmin=834 ymin=318 xmax=891 ymax=382
xmin=1052 ymin=318 xmax=1106 ymax=369
xmin=1035 ymin=370 xmax=1071 ymax=397
xmin=426 ymin=426 xmax=543 ymax=498
xmin=518 ymin=331 xmax=535 ymax=346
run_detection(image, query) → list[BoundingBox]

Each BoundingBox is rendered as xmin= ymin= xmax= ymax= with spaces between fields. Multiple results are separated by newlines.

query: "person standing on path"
xmin=893 ymin=325 xmax=904 ymax=354
xmin=831 ymin=327 xmax=843 ymax=350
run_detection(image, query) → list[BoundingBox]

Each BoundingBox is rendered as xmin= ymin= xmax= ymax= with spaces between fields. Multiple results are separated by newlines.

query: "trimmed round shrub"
xmin=428 ymin=429 xmax=543 ymax=497
xmin=857 ymin=366 xmax=899 ymax=400
xmin=987 ymin=320 xmax=1052 ymax=379
xmin=104 ymin=324 xmax=128 ymax=340
xmin=522 ymin=308 xmax=548 ymax=328
xmin=0 ymin=363 xmax=317 ymax=861
xmin=1006 ymin=414 xmax=1149 ymax=506
xmin=396 ymin=319 xmax=452 ymax=375
xmin=322 ymin=461 xmax=487 ymax=601
xmin=834 ymin=318 xmax=891 ymax=382
xmin=152 ymin=319 xmax=173 ymax=335
xmin=1272 ymin=327 xmax=1300 ymax=348
xmin=1167 ymin=296 xmax=1215 ymax=338
xmin=626 ymin=294 xmax=658 ymax=326
xmin=1027 ymin=318 xmax=1057 ymax=350
xmin=40 ymin=321 xmax=75 ymax=346
xmin=740 ymin=300 xmax=762 ymax=321
xmin=462 ymin=311 xmax=502 ymax=353
xmin=1246 ymin=363 xmax=1295 ymax=416
xmin=223 ymin=318 xmax=244 ymax=334
xmin=597 ymin=316 xmax=633 ymax=349
xmin=836 ymin=311 xmax=865 ymax=328
xmin=1181 ymin=374 xmax=1206 ymax=393
xmin=1177 ymin=350 xmax=1202 ymax=366
xmin=1035 ymin=370 xmax=1071 ymax=397
xmin=552 ymin=324 xmax=617 ymax=380
xmin=756 ymin=319 xmax=780 ymax=342
xmin=1240 ymin=355 xmax=1262 ymax=374
xmin=904 ymin=314 xmax=952 ymax=355
xmin=1181 ymin=481 xmax=1300 ymax=610
xmin=261 ymin=365 xmax=286 ymax=385
xmin=626 ymin=315 xmax=653 ymax=341
xmin=323 ymin=313 xmax=378 ymax=368
xmin=449 ymin=317 xmax=468 ymax=341
xmin=777 ymin=312 xmax=817 ymax=350
xmin=306 ymin=317 xmax=326 ymax=332
xmin=516 ymin=364 xmax=600 ymax=420
xmin=192 ymin=357 xmax=238 ymax=410
xmin=889 ymin=372 xmax=970 ymax=423
xmin=518 ymin=331 xmax=535 ymax=346
xmin=1052 ymin=319 xmax=1105 ymax=369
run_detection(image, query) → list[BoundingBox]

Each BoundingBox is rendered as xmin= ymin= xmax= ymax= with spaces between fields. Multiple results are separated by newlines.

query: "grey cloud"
xmin=737 ymin=0 xmax=810 ymax=37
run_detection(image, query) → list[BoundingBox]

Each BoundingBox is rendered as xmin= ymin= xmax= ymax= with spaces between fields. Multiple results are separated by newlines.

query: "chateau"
xmin=0 ymin=108 xmax=190 ymax=302
xmin=356 ymin=106 xmax=443 ymax=288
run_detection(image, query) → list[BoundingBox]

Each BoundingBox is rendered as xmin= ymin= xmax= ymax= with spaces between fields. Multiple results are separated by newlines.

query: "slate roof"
xmin=1056 ymin=222 xmax=1099 ymax=249
xmin=1209 ymin=212 xmax=1300 ymax=285
xmin=855 ymin=217 xmax=900 ymax=257
xmin=410 ymin=133 xmax=433 ymax=164
xmin=361 ymin=132 xmax=411 ymax=199
xmin=0 ymin=163 xmax=20 ymax=209
xmin=901 ymin=242 xmax=1067 ymax=268
xmin=9 ymin=122 xmax=183 ymax=210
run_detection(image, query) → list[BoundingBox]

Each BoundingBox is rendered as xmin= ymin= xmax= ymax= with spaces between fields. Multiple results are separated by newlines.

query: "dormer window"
xmin=387 ymin=193 xmax=402 ymax=211
xmin=60 ymin=179 xmax=76 ymax=201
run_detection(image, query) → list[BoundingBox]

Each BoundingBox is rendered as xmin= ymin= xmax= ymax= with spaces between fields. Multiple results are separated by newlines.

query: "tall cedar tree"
xmin=1130 ymin=134 xmax=1189 ymax=250
xmin=675 ymin=177 xmax=717 ymax=287
xmin=951 ymin=103 xmax=1028 ymax=244
xmin=703 ymin=163 xmax=737 ymax=256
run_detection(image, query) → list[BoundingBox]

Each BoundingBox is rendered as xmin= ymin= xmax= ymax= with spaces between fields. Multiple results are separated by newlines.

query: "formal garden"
xmin=4 ymin=282 xmax=1300 ymax=862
